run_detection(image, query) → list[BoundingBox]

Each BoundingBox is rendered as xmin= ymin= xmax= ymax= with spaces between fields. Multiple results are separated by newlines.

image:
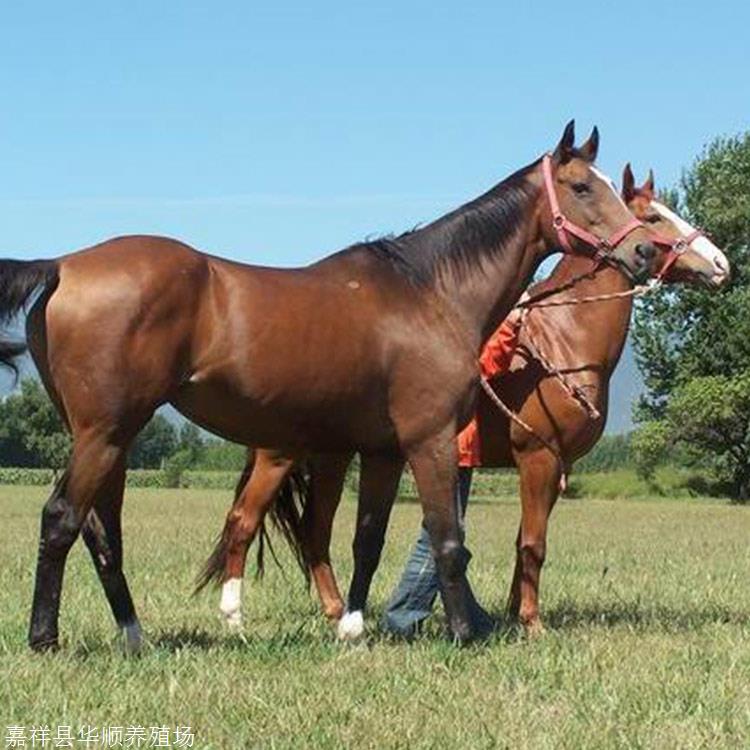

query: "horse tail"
xmin=259 ymin=464 xmax=311 ymax=587
xmin=0 ymin=259 xmax=59 ymax=374
xmin=194 ymin=452 xmax=256 ymax=594
xmin=194 ymin=454 xmax=312 ymax=593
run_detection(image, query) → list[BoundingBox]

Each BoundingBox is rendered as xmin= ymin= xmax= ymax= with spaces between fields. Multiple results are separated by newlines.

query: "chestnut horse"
xmin=2 ymin=122 xmax=657 ymax=651
xmin=202 ymin=166 xmax=729 ymax=639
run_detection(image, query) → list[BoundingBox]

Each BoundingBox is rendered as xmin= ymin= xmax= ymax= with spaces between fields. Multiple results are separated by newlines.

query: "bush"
xmin=163 ymin=449 xmax=196 ymax=488
xmin=0 ymin=467 xmax=55 ymax=485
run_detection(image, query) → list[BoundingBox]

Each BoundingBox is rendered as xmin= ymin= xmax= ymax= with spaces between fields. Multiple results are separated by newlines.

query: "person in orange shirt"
xmin=381 ymin=312 xmax=522 ymax=637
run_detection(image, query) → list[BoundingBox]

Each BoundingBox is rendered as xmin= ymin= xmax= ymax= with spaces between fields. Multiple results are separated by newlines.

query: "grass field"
xmin=1 ymin=485 xmax=749 ymax=749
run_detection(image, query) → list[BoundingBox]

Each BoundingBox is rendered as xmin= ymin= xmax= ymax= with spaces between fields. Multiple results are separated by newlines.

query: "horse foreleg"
xmin=303 ymin=452 xmax=353 ymax=621
xmin=218 ymin=449 xmax=297 ymax=630
xmin=507 ymin=448 xmax=560 ymax=636
xmin=408 ymin=431 xmax=474 ymax=644
xmin=337 ymin=453 xmax=404 ymax=641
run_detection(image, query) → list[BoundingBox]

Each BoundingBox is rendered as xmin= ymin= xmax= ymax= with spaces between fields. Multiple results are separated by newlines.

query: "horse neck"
xmin=527 ymin=256 xmax=635 ymax=371
xmin=400 ymin=164 xmax=546 ymax=351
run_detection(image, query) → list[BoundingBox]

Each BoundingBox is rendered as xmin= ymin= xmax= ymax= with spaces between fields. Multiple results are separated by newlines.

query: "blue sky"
xmin=1 ymin=1 xmax=748 ymax=430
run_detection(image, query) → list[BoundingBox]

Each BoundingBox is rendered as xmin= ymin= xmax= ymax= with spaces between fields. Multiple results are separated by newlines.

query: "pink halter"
xmin=542 ymin=154 xmax=644 ymax=261
xmin=649 ymin=229 xmax=704 ymax=281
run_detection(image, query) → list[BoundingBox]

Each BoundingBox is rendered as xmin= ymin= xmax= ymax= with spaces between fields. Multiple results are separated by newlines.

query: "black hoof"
xmin=448 ymin=618 xmax=473 ymax=645
xmin=29 ymin=637 xmax=59 ymax=653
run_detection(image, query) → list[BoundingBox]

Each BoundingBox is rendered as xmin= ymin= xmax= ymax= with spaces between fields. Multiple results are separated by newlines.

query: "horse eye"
xmin=571 ymin=182 xmax=590 ymax=195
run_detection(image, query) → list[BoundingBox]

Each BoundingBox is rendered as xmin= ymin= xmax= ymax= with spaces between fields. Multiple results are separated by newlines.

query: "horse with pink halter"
xmin=197 ymin=144 xmax=728 ymax=642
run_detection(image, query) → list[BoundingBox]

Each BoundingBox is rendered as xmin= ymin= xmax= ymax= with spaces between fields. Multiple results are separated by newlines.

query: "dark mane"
xmin=357 ymin=159 xmax=540 ymax=286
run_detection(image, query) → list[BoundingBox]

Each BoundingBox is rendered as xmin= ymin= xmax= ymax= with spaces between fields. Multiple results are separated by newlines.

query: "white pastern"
xmin=220 ymin=577 xmax=243 ymax=630
xmin=122 ymin=620 xmax=143 ymax=655
xmin=337 ymin=610 xmax=365 ymax=641
xmin=652 ymin=201 xmax=729 ymax=276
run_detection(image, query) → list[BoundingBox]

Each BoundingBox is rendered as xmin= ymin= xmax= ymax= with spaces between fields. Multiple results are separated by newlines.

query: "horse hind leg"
xmin=80 ymin=459 xmax=141 ymax=654
xmin=302 ymin=452 xmax=352 ymax=622
xmin=507 ymin=449 xmax=561 ymax=636
xmin=338 ymin=453 xmax=404 ymax=641
xmin=29 ymin=430 xmax=132 ymax=651
xmin=206 ymin=450 xmax=297 ymax=630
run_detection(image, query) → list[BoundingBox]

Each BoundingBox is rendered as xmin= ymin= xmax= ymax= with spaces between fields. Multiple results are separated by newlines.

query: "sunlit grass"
xmin=1 ymin=485 xmax=749 ymax=749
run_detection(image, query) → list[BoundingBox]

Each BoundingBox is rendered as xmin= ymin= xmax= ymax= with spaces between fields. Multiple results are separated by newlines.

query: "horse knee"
xmin=434 ymin=540 xmax=470 ymax=581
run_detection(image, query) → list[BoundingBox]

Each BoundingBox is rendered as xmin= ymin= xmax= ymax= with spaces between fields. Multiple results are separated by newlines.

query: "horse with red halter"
xmin=201 ymin=166 xmax=729 ymax=639
xmin=1 ymin=121 xmax=657 ymax=651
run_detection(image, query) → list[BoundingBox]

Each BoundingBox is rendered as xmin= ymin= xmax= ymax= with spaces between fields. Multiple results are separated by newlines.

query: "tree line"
xmin=0 ymin=379 xmax=247 ymax=472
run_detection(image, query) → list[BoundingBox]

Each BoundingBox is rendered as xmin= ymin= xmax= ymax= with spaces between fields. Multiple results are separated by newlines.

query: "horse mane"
xmin=354 ymin=159 xmax=541 ymax=287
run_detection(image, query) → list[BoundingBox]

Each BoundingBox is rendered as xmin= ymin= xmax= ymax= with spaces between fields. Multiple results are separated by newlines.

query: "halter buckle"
xmin=673 ymin=239 xmax=688 ymax=254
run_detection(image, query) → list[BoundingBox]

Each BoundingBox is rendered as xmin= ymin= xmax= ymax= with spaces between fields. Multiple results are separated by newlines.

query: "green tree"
xmin=632 ymin=132 xmax=750 ymax=419
xmin=129 ymin=414 xmax=177 ymax=469
xmin=177 ymin=422 xmax=205 ymax=465
xmin=0 ymin=378 xmax=70 ymax=469
xmin=630 ymin=133 xmax=750 ymax=500
xmin=630 ymin=420 xmax=670 ymax=482
xmin=575 ymin=433 xmax=633 ymax=473
xmin=633 ymin=374 xmax=750 ymax=501
xmin=195 ymin=440 xmax=247 ymax=471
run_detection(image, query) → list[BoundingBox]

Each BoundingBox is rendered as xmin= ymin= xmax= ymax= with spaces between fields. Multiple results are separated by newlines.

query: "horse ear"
xmin=642 ymin=168 xmax=655 ymax=195
xmin=578 ymin=126 xmax=599 ymax=162
xmin=622 ymin=163 xmax=636 ymax=202
xmin=553 ymin=119 xmax=576 ymax=163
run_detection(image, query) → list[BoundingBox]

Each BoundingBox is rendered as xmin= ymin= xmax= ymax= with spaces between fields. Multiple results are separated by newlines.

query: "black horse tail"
xmin=194 ymin=454 xmax=311 ymax=594
xmin=0 ymin=259 xmax=59 ymax=374
xmin=262 ymin=464 xmax=311 ymax=587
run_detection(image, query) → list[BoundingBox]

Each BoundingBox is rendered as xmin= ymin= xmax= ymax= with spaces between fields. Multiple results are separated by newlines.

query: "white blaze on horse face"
xmin=652 ymin=201 xmax=730 ymax=281
xmin=591 ymin=166 xmax=630 ymax=210
xmin=337 ymin=610 xmax=364 ymax=641
xmin=220 ymin=577 xmax=243 ymax=630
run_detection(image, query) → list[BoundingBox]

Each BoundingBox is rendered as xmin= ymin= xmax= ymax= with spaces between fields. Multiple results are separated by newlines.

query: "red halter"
xmin=649 ymin=229 xmax=704 ymax=282
xmin=542 ymin=154 xmax=644 ymax=261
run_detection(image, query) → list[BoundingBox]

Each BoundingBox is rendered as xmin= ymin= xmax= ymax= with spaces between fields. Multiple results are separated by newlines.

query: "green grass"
xmin=1 ymin=485 xmax=749 ymax=749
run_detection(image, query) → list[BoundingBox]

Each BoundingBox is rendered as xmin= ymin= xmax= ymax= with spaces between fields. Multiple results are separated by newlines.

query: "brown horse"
xmin=1 ymin=121 xmax=658 ymax=651
xmin=204 ymin=166 xmax=729 ymax=639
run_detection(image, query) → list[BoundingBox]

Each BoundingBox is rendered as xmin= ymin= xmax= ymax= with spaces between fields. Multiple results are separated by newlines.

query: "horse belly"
xmin=170 ymin=378 xmax=395 ymax=453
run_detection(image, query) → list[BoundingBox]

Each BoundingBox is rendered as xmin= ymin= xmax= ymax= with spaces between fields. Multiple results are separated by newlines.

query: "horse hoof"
xmin=223 ymin=611 xmax=243 ymax=632
xmin=219 ymin=578 xmax=243 ymax=631
xmin=29 ymin=637 xmax=59 ymax=653
xmin=122 ymin=621 xmax=143 ymax=655
xmin=523 ymin=618 xmax=546 ymax=638
xmin=337 ymin=611 xmax=364 ymax=641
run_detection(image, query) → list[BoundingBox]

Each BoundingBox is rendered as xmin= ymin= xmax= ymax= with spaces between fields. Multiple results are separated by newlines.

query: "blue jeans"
xmin=381 ymin=467 xmax=493 ymax=637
